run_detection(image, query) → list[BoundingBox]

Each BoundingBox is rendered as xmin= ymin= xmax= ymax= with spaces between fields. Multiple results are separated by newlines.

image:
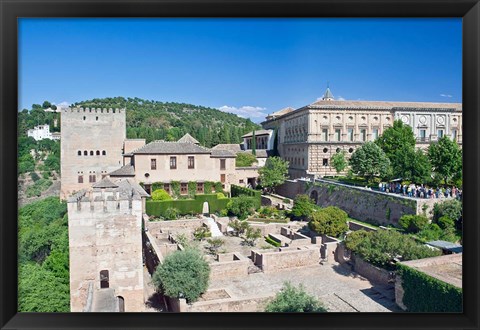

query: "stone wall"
xmin=353 ymin=255 xmax=392 ymax=286
xmin=275 ymin=179 xmax=308 ymax=200
xmin=146 ymin=218 xmax=206 ymax=237
xmin=348 ymin=221 xmax=378 ymax=232
xmin=252 ymin=246 xmax=320 ymax=273
xmin=209 ymin=253 xmax=250 ymax=281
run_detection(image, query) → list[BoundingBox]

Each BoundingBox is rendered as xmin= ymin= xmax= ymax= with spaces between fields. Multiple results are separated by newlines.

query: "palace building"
xmin=262 ymin=88 xmax=462 ymax=178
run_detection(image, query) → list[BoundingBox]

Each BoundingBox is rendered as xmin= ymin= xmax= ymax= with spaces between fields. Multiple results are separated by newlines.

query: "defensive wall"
xmin=277 ymin=179 xmax=442 ymax=226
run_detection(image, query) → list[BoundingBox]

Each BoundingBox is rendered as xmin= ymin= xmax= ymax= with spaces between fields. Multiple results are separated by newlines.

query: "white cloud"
xmin=218 ymin=105 xmax=268 ymax=120
xmin=337 ymin=96 xmax=346 ymax=101
xmin=440 ymin=94 xmax=453 ymax=98
xmin=54 ymin=101 xmax=71 ymax=109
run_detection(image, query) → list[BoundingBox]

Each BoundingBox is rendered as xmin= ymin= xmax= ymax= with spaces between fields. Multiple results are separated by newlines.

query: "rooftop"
xmin=398 ymin=253 xmax=462 ymax=289
xmin=177 ymin=133 xmax=200 ymax=144
xmin=131 ymin=140 xmax=211 ymax=154
xmin=242 ymin=129 xmax=272 ymax=138
xmin=109 ymin=164 xmax=135 ymax=177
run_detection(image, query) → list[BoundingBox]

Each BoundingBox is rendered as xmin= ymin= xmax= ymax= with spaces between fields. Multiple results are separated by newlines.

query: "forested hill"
xmin=73 ymin=97 xmax=261 ymax=147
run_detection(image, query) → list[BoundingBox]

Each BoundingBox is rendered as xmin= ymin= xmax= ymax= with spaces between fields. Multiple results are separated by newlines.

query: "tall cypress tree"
xmin=251 ymin=130 xmax=256 ymax=156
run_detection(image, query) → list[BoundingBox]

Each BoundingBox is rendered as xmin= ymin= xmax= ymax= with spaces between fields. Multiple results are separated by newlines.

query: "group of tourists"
xmin=378 ymin=182 xmax=462 ymax=200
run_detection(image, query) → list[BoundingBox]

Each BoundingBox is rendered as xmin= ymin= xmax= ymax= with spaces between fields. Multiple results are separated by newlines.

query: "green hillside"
xmin=73 ymin=97 xmax=261 ymax=147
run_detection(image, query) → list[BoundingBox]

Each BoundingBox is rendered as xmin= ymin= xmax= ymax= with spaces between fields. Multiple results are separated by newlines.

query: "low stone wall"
xmin=353 ymin=255 xmax=391 ymax=286
xmin=183 ymin=294 xmax=273 ymax=312
xmin=146 ymin=218 xmax=206 ymax=236
xmin=253 ymin=246 xmax=320 ymax=273
xmin=320 ymin=236 xmax=342 ymax=261
xmin=348 ymin=221 xmax=378 ymax=232
xmin=211 ymin=215 xmax=231 ymax=233
xmin=209 ymin=253 xmax=250 ymax=281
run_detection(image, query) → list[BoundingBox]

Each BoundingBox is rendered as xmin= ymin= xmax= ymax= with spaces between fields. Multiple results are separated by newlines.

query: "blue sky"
xmin=19 ymin=18 xmax=461 ymax=122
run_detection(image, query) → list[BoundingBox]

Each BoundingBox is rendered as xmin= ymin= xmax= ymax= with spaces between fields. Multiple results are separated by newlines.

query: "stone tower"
xmin=67 ymin=179 xmax=147 ymax=312
xmin=60 ymin=107 xmax=126 ymax=199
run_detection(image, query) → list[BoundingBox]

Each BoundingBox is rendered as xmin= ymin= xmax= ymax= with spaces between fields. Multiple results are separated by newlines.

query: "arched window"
xmin=100 ymin=270 xmax=109 ymax=288
xmin=90 ymin=151 xmax=94 ymax=156
xmin=96 ymin=150 xmax=100 ymax=155
xmin=84 ymin=150 xmax=88 ymax=156
xmin=77 ymin=151 xmax=81 ymax=156
xmin=96 ymin=116 xmax=98 ymax=121
xmin=102 ymin=150 xmax=106 ymax=156
xmin=117 ymin=296 xmax=125 ymax=312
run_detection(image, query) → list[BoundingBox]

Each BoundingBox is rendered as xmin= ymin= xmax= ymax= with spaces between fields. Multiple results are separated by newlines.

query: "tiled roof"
xmin=308 ymin=100 xmax=462 ymax=111
xmin=109 ymin=165 xmax=135 ymax=176
xmin=211 ymin=144 xmax=242 ymax=153
xmin=241 ymin=129 xmax=272 ymax=138
xmin=177 ymin=133 xmax=200 ymax=144
xmin=132 ymin=141 xmax=211 ymax=154
xmin=92 ymin=177 xmax=119 ymax=189
xmin=267 ymin=107 xmax=295 ymax=118
xmin=210 ymin=149 xmax=236 ymax=158
xmin=115 ymin=179 xmax=150 ymax=198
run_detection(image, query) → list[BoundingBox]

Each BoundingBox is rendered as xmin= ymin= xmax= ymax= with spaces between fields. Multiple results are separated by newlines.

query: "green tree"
xmin=258 ymin=156 xmax=289 ymax=193
xmin=349 ymin=142 xmax=390 ymax=182
xmin=19 ymin=153 xmax=36 ymax=174
xmin=308 ymin=206 xmax=348 ymax=238
xmin=193 ymin=226 xmax=211 ymax=241
xmin=242 ymin=226 xmax=262 ymax=246
xmin=432 ymin=199 xmax=462 ymax=223
xmin=236 ymin=153 xmax=257 ymax=167
xmin=290 ymin=194 xmax=317 ymax=221
xmin=229 ymin=219 xmax=250 ymax=237
xmin=406 ymin=148 xmax=432 ymax=183
xmin=398 ymin=215 xmax=429 ymax=233
xmin=206 ymin=237 xmax=225 ymax=255
xmin=226 ymin=195 xmax=256 ymax=220
xmin=428 ymin=136 xmax=462 ymax=184
xmin=265 ymin=282 xmax=326 ymax=312
xmin=164 ymin=207 xmax=179 ymax=220
xmin=152 ymin=249 xmax=210 ymax=303
xmin=42 ymin=101 xmax=52 ymax=109
xmin=375 ymin=120 xmax=416 ymax=179
xmin=251 ymin=130 xmax=256 ymax=156
xmin=331 ymin=150 xmax=347 ymax=174
xmin=151 ymin=189 xmax=172 ymax=201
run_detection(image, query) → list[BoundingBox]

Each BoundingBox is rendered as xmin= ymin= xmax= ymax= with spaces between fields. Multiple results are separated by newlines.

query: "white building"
xmin=27 ymin=124 xmax=56 ymax=141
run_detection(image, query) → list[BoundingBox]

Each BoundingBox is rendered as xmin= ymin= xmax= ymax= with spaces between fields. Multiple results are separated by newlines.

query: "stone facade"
xmin=60 ymin=107 xmax=126 ymax=199
xmin=262 ymin=89 xmax=462 ymax=178
xmin=67 ymin=180 xmax=146 ymax=312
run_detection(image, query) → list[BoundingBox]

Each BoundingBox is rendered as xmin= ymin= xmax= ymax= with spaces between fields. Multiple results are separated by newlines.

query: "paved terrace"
xmin=208 ymin=262 xmax=402 ymax=312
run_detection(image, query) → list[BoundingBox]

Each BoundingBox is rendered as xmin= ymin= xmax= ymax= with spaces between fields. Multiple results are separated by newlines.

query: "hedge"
xmin=231 ymin=184 xmax=261 ymax=208
xmin=146 ymin=194 xmax=230 ymax=218
xmin=397 ymin=263 xmax=462 ymax=312
xmin=265 ymin=236 xmax=281 ymax=247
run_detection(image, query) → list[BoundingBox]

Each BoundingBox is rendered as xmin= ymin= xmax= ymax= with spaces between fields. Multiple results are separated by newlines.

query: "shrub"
xmin=229 ymin=219 xmax=249 ymax=237
xmin=216 ymin=192 xmax=226 ymax=199
xmin=193 ymin=226 xmax=211 ymax=241
xmin=188 ymin=181 xmax=196 ymax=198
xmin=265 ymin=236 xmax=281 ymax=247
xmin=151 ymin=189 xmax=172 ymax=201
xmin=398 ymin=215 xmax=429 ymax=233
xmin=283 ymin=198 xmax=291 ymax=204
xmin=163 ymin=207 xmax=179 ymax=220
xmin=171 ymin=181 xmax=181 ymax=198
xmin=30 ymin=172 xmax=40 ymax=182
xmin=308 ymin=206 xmax=348 ymax=238
xmin=236 ymin=152 xmax=257 ymax=167
xmin=291 ymin=194 xmax=317 ymax=221
xmin=259 ymin=206 xmax=278 ymax=218
xmin=243 ymin=227 xmax=262 ymax=246
xmin=226 ymin=195 xmax=256 ymax=220
xmin=437 ymin=216 xmax=455 ymax=230
xmin=433 ymin=199 xmax=462 ymax=222
xmin=346 ymin=229 xmax=441 ymax=270
xmin=206 ymin=238 xmax=225 ymax=255
xmin=152 ymin=249 xmax=210 ymax=303
xmin=204 ymin=181 xmax=214 ymax=193
xmin=417 ymin=223 xmax=443 ymax=241
xmin=25 ymin=179 xmax=52 ymax=197
xmin=344 ymin=230 xmax=372 ymax=252
xmin=265 ymin=282 xmax=327 ymax=312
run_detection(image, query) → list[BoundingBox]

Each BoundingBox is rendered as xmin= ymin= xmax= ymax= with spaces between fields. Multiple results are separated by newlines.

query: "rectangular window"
xmin=437 ymin=129 xmax=444 ymax=138
xmin=164 ymin=183 xmax=170 ymax=194
xmin=151 ymin=159 xmax=157 ymax=170
xmin=196 ymin=182 xmax=204 ymax=194
xmin=360 ymin=129 xmax=366 ymax=142
xmin=419 ymin=129 xmax=426 ymax=140
xmin=451 ymin=129 xmax=457 ymax=140
xmin=335 ymin=129 xmax=341 ymax=141
xmin=322 ymin=128 xmax=328 ymax=142
xmin=348 ymin=128 xmax=354 ymax=142
xmin=220 ymin=159 xmax=226 ymax=170
xmin=188 ymin=156 xmax=195 ymax=169
xmin=372 ymin=128 xmax=379 ymax=140
xmin=220 ymin=174 xmax=226 ymax=183
xmin=180 ymin=183 xmax=188 ymax=195
xmin=78 ymin=175 xmax=83 ymax=183
xmin=89 ymin=175 xmax=96 ymax=183
xmin=170 ymin=157 xmax=177 ymax=169
xmin=239 ymin=179 xmax=244 ymax=184
xmin=322 ymin=158 xmax=329 ymax=166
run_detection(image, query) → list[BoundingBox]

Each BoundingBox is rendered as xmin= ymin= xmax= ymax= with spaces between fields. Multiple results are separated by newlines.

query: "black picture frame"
xmin=1 ymin=1 xmax=479 ymax=329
